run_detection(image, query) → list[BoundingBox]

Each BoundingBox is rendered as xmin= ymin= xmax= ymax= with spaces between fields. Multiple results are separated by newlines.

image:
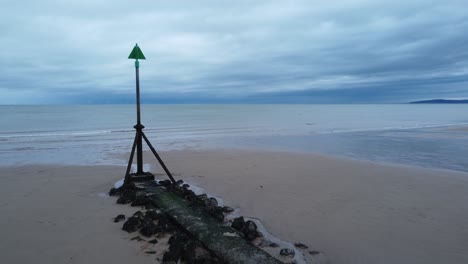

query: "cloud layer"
xmin=1 ymin=0 xmax=467 ymax=104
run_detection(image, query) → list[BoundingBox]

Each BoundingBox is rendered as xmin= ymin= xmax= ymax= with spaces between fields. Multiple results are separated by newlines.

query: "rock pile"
xmin=231 ymin=216 xmax=261 ymax=241
xmin=116 ymin=208 xmax=220 ymax=263
xmin=111 ymin=181 xmax=223 ymax=263
xmin=110 ymin=180 xmax=326 ymax=263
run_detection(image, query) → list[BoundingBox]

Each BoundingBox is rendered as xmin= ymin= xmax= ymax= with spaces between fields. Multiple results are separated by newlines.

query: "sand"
xmin=1 ymin=149 xmax=468 ymax=264
xmin=0 ymin=165 xmax=165 ymax=264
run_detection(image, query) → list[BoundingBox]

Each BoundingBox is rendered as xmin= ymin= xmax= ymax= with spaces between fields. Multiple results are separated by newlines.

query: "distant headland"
xmin=410 ymin=99 xmax=468 ymax=104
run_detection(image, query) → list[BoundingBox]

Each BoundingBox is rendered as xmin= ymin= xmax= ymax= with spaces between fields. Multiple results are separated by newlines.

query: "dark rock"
xmin=159 ymin=180 xmax=172 ymax=187
xmin=170 ymin=185 xmax=185 ymax=196
xmin=133 ymin=211 xmax=144 ymax=219
xmin=196 ymin=194 xmax=209 ymax=205
xmin=158 ymin=214 xmax=170 ymax=227
xmin=145 ymin=203 xmax=157 ymax=210
xmin=309 ymin=250 xmax=321 ymax=256
xmin=210 ymin=209 xmax=225 ymax=222
xmin=145 ymin=251 xmax=157 ymax=254
xmin=131 ymin=194 xmax=151 ymax=207
xmin=207 ymin=197 xmax=218 ymax=207
xmin=294 ymin=242 xmax=309 ymax=249
xmin=116 ymin=190 xmax=136 ymax=204
xmin=182 ymin=184 xmax=190 ymax=189
xmin=242 ymin=220 xmax=259 ymax=241
xmin=148 ymin=239 xmax=158 ymax=244
xmin=222 ymin=206 xmax=234 ymax=213
xmin=183 ymin=189 xmax=197 ymax=201
xmin=116 ymin=195 xmax=133 ymax=204
xmin=122 ymin=216 xmax=141 ymax=233
xmin=176 ymin=179 xmax=184 ymax=185
xmin=183 ymin=240 xmax=213 ymax=264
xmin=269 ymin=242 xmax=280 ymax=248
xmin=163 ymin=233 xmax=189 ymax=262
xmin=163 ymin=223 xmax=177 ymax=233
xmin=231 ymin=216 xmax=245 ymax=231
xmin=280 ymin=248 xmax=295 ymax=257
xmin=109 ymin=187 xmax=121 ymax=196
xmin=202 ymin=197 xmax=224 ymax=221
xmin=156 ymin=215 xmax=176 ymax=233
xmin=140 ymin=222 xmax=159 ymax=237
xmin=121 ymin=181 xmax=137 ymax=190
xmin=145 ymin=209 xmax=160 ymax=220
xmin=113 ymin=214 xmax=126 ymax=223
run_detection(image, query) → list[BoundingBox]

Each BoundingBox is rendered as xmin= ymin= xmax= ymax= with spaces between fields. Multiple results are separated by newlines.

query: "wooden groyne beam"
xmin=144 ymin=185 xmax=283 ymax=264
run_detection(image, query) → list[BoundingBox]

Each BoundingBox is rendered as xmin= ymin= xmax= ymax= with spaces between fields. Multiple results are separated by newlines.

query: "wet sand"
xmin=1 ymin=149 xmax=468 ymax=264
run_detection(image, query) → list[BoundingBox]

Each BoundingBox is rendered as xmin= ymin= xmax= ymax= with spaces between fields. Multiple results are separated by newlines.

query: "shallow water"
xmin=1 ymin=104 xmax=468 ymax=172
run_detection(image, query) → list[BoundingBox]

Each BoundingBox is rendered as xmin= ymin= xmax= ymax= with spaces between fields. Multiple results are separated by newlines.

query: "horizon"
xmin=1 ymin=1 xmax=468 ymax=104
xmin=2 ymin=99 xmax=468 ymax=106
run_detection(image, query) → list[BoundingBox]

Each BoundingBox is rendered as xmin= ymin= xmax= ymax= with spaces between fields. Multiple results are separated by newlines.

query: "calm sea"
xmin=1 ymin=104 xmax=468 ymax=172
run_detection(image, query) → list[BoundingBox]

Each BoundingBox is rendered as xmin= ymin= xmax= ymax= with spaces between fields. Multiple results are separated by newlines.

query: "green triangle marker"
xmin=128 ymin=43 xmax=146 ymax=60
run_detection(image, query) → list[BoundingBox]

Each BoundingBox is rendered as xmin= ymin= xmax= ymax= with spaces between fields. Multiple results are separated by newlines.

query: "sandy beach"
xmin=1 ymin=149 xmax=468 ymax=264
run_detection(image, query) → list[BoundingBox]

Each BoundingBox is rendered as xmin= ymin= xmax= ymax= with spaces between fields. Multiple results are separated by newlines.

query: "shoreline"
xmin=1 ymin=149 xmax=468 ymax=263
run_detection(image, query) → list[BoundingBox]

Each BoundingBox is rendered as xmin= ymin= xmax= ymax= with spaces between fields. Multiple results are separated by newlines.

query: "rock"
xmin=295 ymin=242 xmax=309 ymax=249
xmin=148 ymin=239 xmax=158 ymax=244
xmin=145 ymin=251 xmax=157 ymax=254
xmin=183 ymin=189 xmax=197 ymax=201
xmin=222 ymin=206 xmax=234 ymax=213
xmin=156 ymin=215 xmax=176 ymax=233
xmin=131 ymin=194 xmax=151 ymax=207
xmin=242 ymin=220 xmax=259 ymax=241
xmin=207 ymin=197 xmax=218 ymax=207
xmin=280 ymin=248 xmax=295 ymax=257
xmin=258 ymin=240 xmax=271 ymax=248
xmin=309 ymin=250 xmax=321 ymax=255
xmin=109 ymin=187 xmax=121 ymax=196
xmin=231 ymin=216 xmax=245 ymax=230
xmin=210 ymin=208 xmax=225 ymax=222
xmin=269 ymin=242 xmax=280 ymax=248
xmin=203 ymin=197 xmax=224 ymax=222
xmin=116 ymin=195 xmax=132 ymax=204
xmin=159 ymin=180 xmax=172 ymax=187
xmin=183 ymin=240 xmax=213 ymax=264
xmin=140 ymin=222 xmax=159 ymax=237
xmin=164 ymin=222 xmax=177 ymax=233
xmin=113 ymin=214 xmax=125 ymax=223
xmin=122 ymin=216 xmax=141 ymax=233
xmin=158 ymin=214 xmax=169 ymax=227
xmin=176 ymin=179 xmax=184 ymax=185
xmin=121 ymin=181 xmax=137 ymax=190
xmin=144 ymin=203 xmax=157 ymax=210
xmin=116 ymin=190 xmax=136 ymax=204
xmin=145 ymin=209 xmax=160 ymax=220
xmin=182 ymin=184 xmax=190 ymax=189
xmin=163 ymin=233 xmax=189 ymax=262
xmin=196 ymin=194 xmax=209 ymax=206
xmin=133 ymin=211 xmax=144 ymax=219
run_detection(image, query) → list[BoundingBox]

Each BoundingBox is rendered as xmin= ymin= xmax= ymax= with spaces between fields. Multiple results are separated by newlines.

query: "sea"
xmin=1 ymin=104 xmax=468 ymax=172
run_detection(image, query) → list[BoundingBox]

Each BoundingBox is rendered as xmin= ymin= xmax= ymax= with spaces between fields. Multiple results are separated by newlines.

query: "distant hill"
xmin=410 ymin=99 xmax=468 ymax=104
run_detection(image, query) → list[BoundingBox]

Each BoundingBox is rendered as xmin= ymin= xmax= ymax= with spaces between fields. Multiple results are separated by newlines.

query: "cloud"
xmin=1 ymin=0 xmax=467 ymax=104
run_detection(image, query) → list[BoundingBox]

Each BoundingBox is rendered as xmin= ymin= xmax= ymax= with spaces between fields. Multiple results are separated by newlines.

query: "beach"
xmin=2 ymin=149 xmax=468 ymax=264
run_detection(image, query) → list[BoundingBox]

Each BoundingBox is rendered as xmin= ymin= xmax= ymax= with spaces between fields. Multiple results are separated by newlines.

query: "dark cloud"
xmin=1 ymin=0 xmax=467 ymax=104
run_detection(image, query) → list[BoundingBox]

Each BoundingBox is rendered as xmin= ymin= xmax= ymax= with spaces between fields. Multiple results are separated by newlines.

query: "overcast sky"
xmin=1 ymin=0 xmax=467 ymax=104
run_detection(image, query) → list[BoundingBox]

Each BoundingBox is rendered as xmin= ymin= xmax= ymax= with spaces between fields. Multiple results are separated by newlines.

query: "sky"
xmin=1 ymin=0 xmax=467 ymax=104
